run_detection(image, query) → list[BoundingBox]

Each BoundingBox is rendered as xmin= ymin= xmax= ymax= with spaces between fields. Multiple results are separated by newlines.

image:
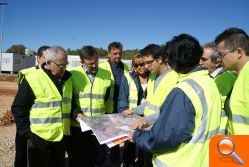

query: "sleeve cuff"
xmin=133 ymin=103 xmax=146 ymax=115
xmin=145 ymin=113 xmax=159 ymax=125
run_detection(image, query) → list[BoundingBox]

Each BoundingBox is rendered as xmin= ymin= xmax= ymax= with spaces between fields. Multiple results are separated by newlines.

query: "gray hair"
xmin=203 ymin=42 xmax=218 ymax=63
xmin=44 ymin=46 xmax=67 ymax=61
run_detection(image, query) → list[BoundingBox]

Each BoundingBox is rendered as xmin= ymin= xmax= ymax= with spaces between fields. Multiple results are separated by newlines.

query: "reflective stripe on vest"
xmin=232 ymin=114 xmax=249 ymax=124
xmin=75 ymin=93 xmax=105 ymax=99
xmin=32 ymin=97 xmax=72 ymax=108
xmin=32 ymin=101 xmax=61 ymax=108
xmin=30 ymin=113 xmax=71 ymax=124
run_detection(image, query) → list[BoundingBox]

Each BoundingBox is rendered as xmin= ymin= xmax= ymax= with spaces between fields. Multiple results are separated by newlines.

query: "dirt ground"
xmin=0 ymin=75 xmax=17 ymax=167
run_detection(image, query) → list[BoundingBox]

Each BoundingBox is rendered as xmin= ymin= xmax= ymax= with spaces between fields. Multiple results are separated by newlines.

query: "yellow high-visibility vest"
xmin=70 ymin=66 xmax=112 ymax=127
xmin=153 ymin=70 xmax=222 ymax=167
xmin=144 ymin=69 xmax=179 ymax=117
xmin=124 ymin=72 xmax=139 ymax=109
xmin=229 ymin=61 xmax=249 ymax=135
xmin=18 ymin=66 xmax=37 ymax=84
xmin=25 ymin=69 xmax=72 ymax=141
xmin=99 ymin=61 xmax=129 ymax=113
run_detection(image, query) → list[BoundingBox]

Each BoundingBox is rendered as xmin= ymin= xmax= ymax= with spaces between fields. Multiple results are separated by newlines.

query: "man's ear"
xmin=215 ymin=58 xmax=222 ymax=68
xmin=45 ymin=61 xmax=52 ymax=69
xmin=236 ymin=48 xmax=245 ymax=59
xmin=158 ymin=57 xmax=163 ymax=64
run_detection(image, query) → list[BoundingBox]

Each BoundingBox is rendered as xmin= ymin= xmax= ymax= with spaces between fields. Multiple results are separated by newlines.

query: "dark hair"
xmin=166 ymin=34 xmax=203 ymax=74
xmin=108 ymin=42 xmax=123 ymax=51
xmin=37 ymin=46 xmax=50 ymax=57
xmin=139 ymin=44 xmax=160 ymax=56
xmin=215 ymin=27 xmax=248 ymax=45
xmin=215 ymin=28 xmax=249 ymax=55
xmin=151 ymin=46 xmax=168 ymax=63
xmin=79 ymin=45 xmax=98 ymax=60
xmin=203 ymin=42 xmax=218 ymax=63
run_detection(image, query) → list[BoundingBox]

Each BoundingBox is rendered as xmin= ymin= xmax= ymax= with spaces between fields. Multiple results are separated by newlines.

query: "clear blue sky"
xmin=2 ymin=0 xmax=249 ymax=52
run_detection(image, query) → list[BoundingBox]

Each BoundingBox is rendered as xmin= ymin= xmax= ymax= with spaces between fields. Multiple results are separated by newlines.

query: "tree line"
xmin=6 ymin=44 xmax=140 ymax=60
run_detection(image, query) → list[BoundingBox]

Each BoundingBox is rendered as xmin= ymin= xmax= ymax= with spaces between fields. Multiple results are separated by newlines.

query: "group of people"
xmin=11 ymin=27 xmax=249 ymax=167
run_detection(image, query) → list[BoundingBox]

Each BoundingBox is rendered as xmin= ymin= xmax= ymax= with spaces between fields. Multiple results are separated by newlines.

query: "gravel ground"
xmin=0 ymin=79 xmax=17 ymax=167
xmin=0 ymin=125 xmax=15 ymax=167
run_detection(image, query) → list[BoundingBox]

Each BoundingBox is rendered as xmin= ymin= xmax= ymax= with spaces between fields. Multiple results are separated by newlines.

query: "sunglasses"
xmin=133 ymin=63 xmax=145 ymax=68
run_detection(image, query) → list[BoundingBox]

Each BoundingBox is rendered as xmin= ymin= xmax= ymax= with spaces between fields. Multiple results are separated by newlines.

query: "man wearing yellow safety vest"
xmin=129 ymin=34 xmax=222 ymax=167
xmin=14 ymin=46 xmax=50 ymax=167
xmin=215 ymin=27 xmax=249 ymax=135
xmin=69 ymin=45 xmax=112 ymax=167
xmin=118 ymin=54 xmax=149 ymax=166
xmin=12 ymin=46 xmax=72 ymax=167
xmin=123 ymin=46 xmax=179 ymax=166
xmin=99 ymin=42 xmax=129 ymax=166
xmin=200 ymin=42 xmax=237 ymax=134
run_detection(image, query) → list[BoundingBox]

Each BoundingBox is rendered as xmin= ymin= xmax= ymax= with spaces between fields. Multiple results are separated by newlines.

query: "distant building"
xmin=0 ymin=53 xmax=36 ymax=74
xmin=0 ymin=53 xmax=132 ymax=74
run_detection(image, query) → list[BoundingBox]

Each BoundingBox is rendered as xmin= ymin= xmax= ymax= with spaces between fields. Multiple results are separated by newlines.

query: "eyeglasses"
xmin=144 ymin=59 xmax=155 ymax=65
xmin=133 ymin=63 xmax=145 ymax=68
xmin=51 ymin=60 xmax=68 ymax=68
xmin=217 ymin=48 xmax=236 ymax=59
xmin=81 ymin=61 xmax=97 ymax=67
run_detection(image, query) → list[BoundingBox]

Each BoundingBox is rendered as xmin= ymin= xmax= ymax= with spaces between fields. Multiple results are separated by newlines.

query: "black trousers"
xmin=14 ymin=131 xmax=27 ymax=167
xmin=123 ymin=141 xmax=152 ymax=167
xmin=68 ymin=127 xmax=105 ymax=167
xmin=143 ymin=151 xmax=153 ymax=167
xmin=123 ymin=141 xmax=136 ymax=166
xmin=27 ymin=133 xmax=65 ymax=167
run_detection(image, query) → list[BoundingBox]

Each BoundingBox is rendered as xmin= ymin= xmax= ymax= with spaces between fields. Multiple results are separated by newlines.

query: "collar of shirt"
xmin=81 ymin=65 xmax=95 ymax=83
xmin=109 ymin=60 xmax=124 ymax=70
xmin=210 ymin=67 xmax=224 ymax=78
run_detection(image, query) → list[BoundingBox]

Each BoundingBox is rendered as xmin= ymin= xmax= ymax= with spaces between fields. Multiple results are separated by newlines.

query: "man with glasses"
xmin=200 ymin=42 xmax=237 ymax=134
xmin=123 ymin=44 xmax=160 ymax=116
xmin=200 ymin=42 xmax=223 ymax=77
xmin=12 ymin=46 xmax=73 ymax=167
xmin=123 ymin=46 xmax=179 ymax=166
xmin=215 ymin=27 xmax=249 ymax=135
xmin=140 ymin=44 xmax=161 ymax=72
xmin=69 ymin=45 xmax=112 ymax=167
xmin=14 ymin=46 xmax=50 ymax=167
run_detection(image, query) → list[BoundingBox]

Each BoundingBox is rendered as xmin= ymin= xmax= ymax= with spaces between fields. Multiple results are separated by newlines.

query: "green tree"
xmin=66 ymin=48 xmax=79 ymax=55
xmin=96 ymin=47 xmax=108 ymax=58
xmin=6 ymin=44 xmax=26 ymax=55
xmin=123 ymin=49 xmax=139 ymax=60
